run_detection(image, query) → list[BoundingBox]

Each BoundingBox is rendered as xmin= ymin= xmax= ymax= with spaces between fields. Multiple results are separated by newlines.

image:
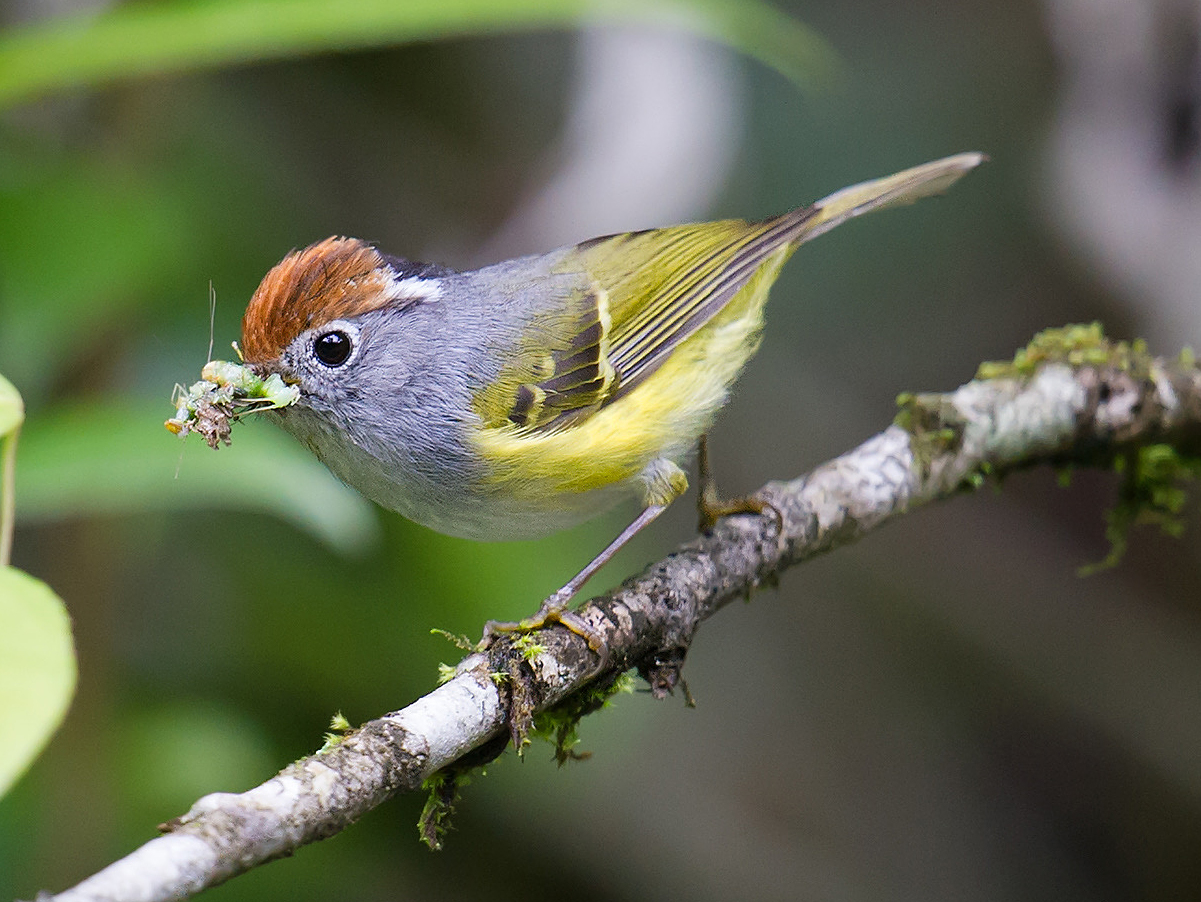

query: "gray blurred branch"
xmin=1045 ymin=0 xmax=1201 ymax=347
xmin=38 ymin=328 xmax=1201 ymax=902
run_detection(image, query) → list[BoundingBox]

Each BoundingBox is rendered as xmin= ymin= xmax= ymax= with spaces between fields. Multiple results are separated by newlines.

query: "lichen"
xmin=894 ymin=391 xmax=966 ymax=478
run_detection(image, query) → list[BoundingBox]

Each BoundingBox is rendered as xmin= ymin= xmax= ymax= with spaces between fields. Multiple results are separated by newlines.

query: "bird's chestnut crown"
xmin=240 ymin=236 xmax=440 ymax=366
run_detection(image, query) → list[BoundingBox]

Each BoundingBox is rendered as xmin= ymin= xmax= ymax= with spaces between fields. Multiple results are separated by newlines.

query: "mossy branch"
xmin=38 ymin=324 xmax=1201 ymax=902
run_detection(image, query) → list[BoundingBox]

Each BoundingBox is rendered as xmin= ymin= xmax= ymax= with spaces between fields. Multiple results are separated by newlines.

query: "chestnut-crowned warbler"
xmin=195 ymin=153 xmax=983 ymax=647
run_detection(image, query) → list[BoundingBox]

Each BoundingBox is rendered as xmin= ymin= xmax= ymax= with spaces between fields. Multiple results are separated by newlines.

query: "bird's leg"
xmin=481 ymin=502 xmax=669 ymax=660
xmin=696 ymin=434 xmax=784 ymax=535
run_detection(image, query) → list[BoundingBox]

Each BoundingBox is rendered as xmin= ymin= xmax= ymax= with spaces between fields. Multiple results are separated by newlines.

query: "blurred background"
xmin=2 ymin=0 xmax=1201 ymax=900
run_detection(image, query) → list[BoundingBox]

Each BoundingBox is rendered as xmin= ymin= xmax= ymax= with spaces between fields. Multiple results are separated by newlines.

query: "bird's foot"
xmin=480 ymin=588 xmax=607 ymax=662
xmin=696 ymin=435 xmax=785 ymax=547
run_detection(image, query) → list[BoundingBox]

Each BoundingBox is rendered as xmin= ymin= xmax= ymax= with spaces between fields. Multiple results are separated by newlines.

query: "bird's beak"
xmin=251 ymin=361 xmax=299 ymax=387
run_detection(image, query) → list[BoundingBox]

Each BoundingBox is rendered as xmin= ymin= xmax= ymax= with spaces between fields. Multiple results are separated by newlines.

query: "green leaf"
xmin=0 ymin=373 xmax=24 ymax=568
xmin=15 ymin=401 xmax=379 ymax=556
xmin=0 ymin=0 xmax=836 ymax=109
xmin=0 ymin=566 xmax=76 ymax=797
xmin=0 ymin=373 xmax=23 ymax=438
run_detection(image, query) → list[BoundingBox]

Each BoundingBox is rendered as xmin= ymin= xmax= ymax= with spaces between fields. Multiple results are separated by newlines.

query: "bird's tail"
xmin=789 ymin=152 xmax=986 ymax=245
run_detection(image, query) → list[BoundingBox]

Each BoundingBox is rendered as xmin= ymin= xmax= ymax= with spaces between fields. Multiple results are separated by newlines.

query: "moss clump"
xmin=317 ymin=712 xmax=352 ymax=753
xmin=976 ymin=323 xmax=1153 ymax=381
xmin=511 ymin=632 xmax=547 ymax=662
xmin=1082 ymin=444 xmax=1201 ymax=574
xmin=430 ymin=628 xmax=474 ymax=651
xmin=531 ymin=671 xmax=635 ymax=766
xmin=416 ymin=672 xmax=635 ymax=848
xmin=418 ymin=770 xmax=466 ymax=851
xmin=417 ymin=732 xmax=510 ymax=851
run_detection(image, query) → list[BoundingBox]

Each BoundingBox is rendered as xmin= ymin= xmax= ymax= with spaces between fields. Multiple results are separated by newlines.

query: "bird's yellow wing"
xmin=577 ymin=213 xmax=807 ymax=401
xmin=483 ymin=152 xmax=984 ymax=433
xmin=476 ymin=216 xmax=797 ymax=433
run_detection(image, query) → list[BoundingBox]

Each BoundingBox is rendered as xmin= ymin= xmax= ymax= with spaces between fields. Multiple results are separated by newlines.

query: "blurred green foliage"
xmin=0 ymin=0 xmax=835 ymax=107
xmin=17 ymin=403 xmax=377 ymax=554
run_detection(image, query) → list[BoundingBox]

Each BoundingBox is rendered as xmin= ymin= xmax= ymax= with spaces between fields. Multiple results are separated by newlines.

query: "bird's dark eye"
xmin=314 ymin=330 xmax=352 ymax=367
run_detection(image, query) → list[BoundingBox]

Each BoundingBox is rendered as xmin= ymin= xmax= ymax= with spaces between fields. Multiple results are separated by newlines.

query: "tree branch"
xmin=38 ymin=326 xmax=1201 ymax=902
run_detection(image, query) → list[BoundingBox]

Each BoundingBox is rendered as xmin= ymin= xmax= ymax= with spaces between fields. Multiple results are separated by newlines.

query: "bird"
xmin=234 ymin=152 xmax=983 ymax=650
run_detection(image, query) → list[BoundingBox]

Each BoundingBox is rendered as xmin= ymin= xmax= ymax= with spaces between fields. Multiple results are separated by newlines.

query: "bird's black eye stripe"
xmin=314 ymin=330 xmax=352 ymax=367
